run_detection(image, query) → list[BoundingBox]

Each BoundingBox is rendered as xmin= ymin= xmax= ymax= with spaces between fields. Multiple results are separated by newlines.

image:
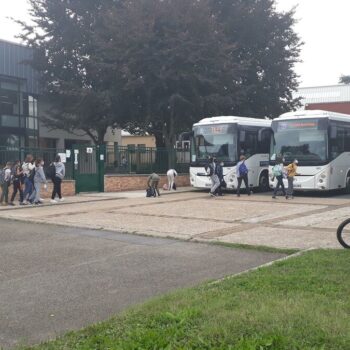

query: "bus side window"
xmin=258 ymin=129 xmax=271 ymax=153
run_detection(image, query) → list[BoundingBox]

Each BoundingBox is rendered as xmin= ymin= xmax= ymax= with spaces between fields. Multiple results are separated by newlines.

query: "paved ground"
xmin=0 ymin=219 xmax=285 ymax=349
xmin=0 ymin=189 xmax=348 ymax=249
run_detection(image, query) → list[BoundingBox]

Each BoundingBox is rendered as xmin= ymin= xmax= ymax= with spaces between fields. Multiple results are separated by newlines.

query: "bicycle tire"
xmin=337 ymin=218 xmax=350 ymax=249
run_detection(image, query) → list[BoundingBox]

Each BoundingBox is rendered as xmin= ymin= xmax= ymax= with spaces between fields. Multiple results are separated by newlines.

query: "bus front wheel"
xmin=258 ymin=171 xmax=269 ymax=192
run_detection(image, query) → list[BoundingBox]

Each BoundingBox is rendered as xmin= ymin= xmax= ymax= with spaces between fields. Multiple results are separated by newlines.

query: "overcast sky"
xmin=0 ymin=0 xmax=349 ymax=88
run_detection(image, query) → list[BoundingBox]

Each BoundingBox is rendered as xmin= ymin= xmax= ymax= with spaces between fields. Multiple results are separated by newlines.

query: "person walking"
xmin=0 ymin=162 xmax=12 ymax=206
xmin=285 ymin=159 xmax=299 ymax=199
xmin=206 ymin=157 xmax=220 ymax=197
xmin=216 ymin=161 xmax=225 ymax=196
xmin=29 ymin=158 xmax=47 ymax=205
xmin=9 ymin=160 xmax=24 ymax=206
xmin=272 ymin=159 xmax=286 ymax=199
xmin=51 ymin=155 xmax=65 ymax=203
xmin=236 ymin=155 xmax=250 ymax=197
xmin=147 ymin=172 xmax=160 ymax=197
xmin=22 ymin=154 xmax=35 ymax=204
xmin=167 ymin=168 xmax=178 ymax=191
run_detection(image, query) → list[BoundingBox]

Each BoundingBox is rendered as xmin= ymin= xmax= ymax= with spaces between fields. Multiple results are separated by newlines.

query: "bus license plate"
xmin=205 ymin=183 xmax=211 ymax=187
xmin=294 ymin=184 xmax=301 ymax=188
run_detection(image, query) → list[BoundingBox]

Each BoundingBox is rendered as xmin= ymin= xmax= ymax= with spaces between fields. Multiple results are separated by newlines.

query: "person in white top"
xmin=167 ymin=169 xmax=178 ymax=191
xmin=22 ymin=154 xmax=35 ymax=204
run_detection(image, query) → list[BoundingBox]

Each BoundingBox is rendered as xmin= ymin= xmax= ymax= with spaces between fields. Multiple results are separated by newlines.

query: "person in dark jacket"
xmin=206 ymin=157 xmax=220 ymax=197
xmin=9 ymin=160 xmax=24 ymax=206
xmin=215 ymin=160 xmax=225 ymax=196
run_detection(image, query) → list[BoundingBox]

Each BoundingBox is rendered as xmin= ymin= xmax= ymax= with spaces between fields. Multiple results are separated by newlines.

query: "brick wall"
xmin=8 ymin=180 xmax=76 ymax=201
xmin=306 ymin=102 xmax=350 ymax=115
xmin=105 ymin=174 xmax=190 ymax=192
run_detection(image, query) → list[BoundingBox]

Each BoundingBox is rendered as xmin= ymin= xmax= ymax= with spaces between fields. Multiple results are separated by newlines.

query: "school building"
xmin=297 ymin=84 xmax=350 ymax=115
xmin=0 ymin=39 xmax=121 ymax=150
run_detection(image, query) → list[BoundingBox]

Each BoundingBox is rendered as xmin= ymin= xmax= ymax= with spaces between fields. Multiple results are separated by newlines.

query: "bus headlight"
xmin=230 ymin=177 xmax=235 ymax=182
xmin=320 ymin=173 xmax=327 ymax=179
xmin=319 ymin=179 xmax=324 ymax=183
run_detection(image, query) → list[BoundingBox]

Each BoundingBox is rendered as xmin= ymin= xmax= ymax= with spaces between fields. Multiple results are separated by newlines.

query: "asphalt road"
xmin=0 ymin=218 xmax=285 ymax=349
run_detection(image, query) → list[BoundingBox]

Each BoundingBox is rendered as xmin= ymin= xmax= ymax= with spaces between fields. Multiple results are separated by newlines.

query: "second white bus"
xmin=270 ymin=110 xmax=350 ymax=192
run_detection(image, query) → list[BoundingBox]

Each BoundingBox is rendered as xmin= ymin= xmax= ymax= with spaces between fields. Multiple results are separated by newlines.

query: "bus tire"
xmin=337 ymin=218 xmax=350 ymax=249
xmin=258 ymin=171 xmax=269 ymax=192
xmin=345 ymin=172 xmax=350 ymax=194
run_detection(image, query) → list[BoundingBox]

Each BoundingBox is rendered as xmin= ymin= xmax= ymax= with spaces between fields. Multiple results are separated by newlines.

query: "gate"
xmin=73 ymin=144 xmax=105 ymax=193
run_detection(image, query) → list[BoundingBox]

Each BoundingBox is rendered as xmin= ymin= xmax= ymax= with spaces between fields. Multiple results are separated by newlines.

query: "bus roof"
xmin=193 ymin=116 xmax=271 ymax=127
xmin=277 ymin=110 xmax=350 ymax=123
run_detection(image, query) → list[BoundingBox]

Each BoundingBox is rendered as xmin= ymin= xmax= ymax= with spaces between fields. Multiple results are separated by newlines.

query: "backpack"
xmin=239 ymin=162 xmax=248 ymax=176
xmin=272 ymin=165 xmax=282 ymax=177
xmin=47 ymin=163 xmax=56 ymax=180
xmin=146 ymin=187 xmax=155 ymax=198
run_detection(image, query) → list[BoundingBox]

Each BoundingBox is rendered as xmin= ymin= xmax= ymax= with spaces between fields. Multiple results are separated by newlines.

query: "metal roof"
xmin=276 ymin=110 xmax=350 ymax=123
xmin=296 ymin=85 xmax=350 ymax=105
xmin=0 ymin=39 xmax=40 ymax=94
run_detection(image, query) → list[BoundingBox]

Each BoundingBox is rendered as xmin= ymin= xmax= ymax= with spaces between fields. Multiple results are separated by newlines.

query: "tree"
xmin=119 ymin=0 xmax=243 ymax=149
xmin=210 ymin=0 xmax=302 ymax=118
xmin=339 ymin=75 xmax=350 ymax=84
xmin=18 ymin=0 xmax=127 ymax=144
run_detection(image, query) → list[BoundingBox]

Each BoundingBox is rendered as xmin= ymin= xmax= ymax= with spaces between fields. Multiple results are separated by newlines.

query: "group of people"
xmin=0 ymin=154 xmax=65 ymax=206
xmin=206 ymin=155 xmax=299 ymax=199
xmin=146 ymin=168 xmax=178 ymax=197
xmin=206 ymin=155 xmax=250 ymax=197
xmin=271 ymin=158 xmax=299 ymax=199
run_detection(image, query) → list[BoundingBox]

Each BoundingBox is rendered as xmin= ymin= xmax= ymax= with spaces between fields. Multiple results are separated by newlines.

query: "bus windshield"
xmin=271 ymin=119 xmax=328 ymax=165
xmin=192 ymin=124 xmax=237 ymax=163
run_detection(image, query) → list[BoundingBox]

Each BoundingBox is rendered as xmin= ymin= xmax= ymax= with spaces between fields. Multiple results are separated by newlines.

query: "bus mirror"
xmin=258 ymin=128 xmax=270 ymax=142
xmin=330 ymin=126 xmax=337 ymax=139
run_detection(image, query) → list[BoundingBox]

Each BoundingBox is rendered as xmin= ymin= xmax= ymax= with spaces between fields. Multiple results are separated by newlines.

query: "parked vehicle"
xmin=270 ymin=110 xmax=350 ymax=192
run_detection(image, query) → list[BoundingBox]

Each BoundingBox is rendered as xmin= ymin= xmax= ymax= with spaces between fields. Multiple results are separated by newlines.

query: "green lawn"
xmin=23 ymin=250 xmax=350 ymax=350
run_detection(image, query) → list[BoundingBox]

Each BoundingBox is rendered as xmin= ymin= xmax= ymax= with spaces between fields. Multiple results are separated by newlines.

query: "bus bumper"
xmin=269 ymin=176 xmax=328 ymax=191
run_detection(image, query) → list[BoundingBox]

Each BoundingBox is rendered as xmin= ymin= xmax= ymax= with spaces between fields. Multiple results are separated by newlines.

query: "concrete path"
xmin=0 ymin=191 xmax=347 ymax=249
xmin=0 ymin=219 xmax=284 ymax=349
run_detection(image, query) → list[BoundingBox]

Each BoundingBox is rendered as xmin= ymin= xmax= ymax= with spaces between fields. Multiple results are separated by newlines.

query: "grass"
xmin=21 ymin=250 xmax=350 ymax=350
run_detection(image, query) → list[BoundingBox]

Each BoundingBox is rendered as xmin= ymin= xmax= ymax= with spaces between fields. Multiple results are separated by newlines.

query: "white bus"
xmin=270 ymin=110 xmax=350 ymax=192
xmin=186 ymin=116 xmax=272 ymax=192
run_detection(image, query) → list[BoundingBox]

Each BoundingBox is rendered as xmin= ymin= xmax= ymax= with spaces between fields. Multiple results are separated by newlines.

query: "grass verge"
xmin=22 ymin=250 xmax=350 ymax=350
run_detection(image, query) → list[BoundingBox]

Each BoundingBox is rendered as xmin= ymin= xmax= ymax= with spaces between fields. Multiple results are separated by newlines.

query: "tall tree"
xmin=18 ymin=0 xmax=127 ymax=144
xmin=119 ymin=0 xmax=242 ymax=148
xmin=211 ymin=0 xmax=302 ymax=118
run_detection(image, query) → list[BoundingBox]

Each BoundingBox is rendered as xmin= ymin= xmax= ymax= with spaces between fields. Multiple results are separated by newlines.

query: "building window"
xmin=0 ymin=76 xmax=38 ymax=148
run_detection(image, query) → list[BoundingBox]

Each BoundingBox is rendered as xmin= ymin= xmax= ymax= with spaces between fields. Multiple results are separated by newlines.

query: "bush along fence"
xmin=0 ymin=145 xmax=190 ymax=179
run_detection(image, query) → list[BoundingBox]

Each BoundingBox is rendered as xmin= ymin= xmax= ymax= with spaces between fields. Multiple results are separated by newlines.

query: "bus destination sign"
xmin=277 ymin=120 xmax=318 ymax=131
xmin=196 ymin=125 xmax=230 ymax=135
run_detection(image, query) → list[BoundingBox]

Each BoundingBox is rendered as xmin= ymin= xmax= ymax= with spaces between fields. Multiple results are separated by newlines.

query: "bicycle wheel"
xmin=337 ymin=218 xmax=350 ymax=249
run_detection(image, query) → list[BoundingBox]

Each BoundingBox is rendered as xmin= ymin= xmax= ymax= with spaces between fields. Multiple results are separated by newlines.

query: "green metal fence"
xmin=105 ymin=145 xmax=190 ymax=174
xmin=0 ymin=145 xmax=190 ymax=179
xmin=0 ymin=147 xmax=74 ymax=179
